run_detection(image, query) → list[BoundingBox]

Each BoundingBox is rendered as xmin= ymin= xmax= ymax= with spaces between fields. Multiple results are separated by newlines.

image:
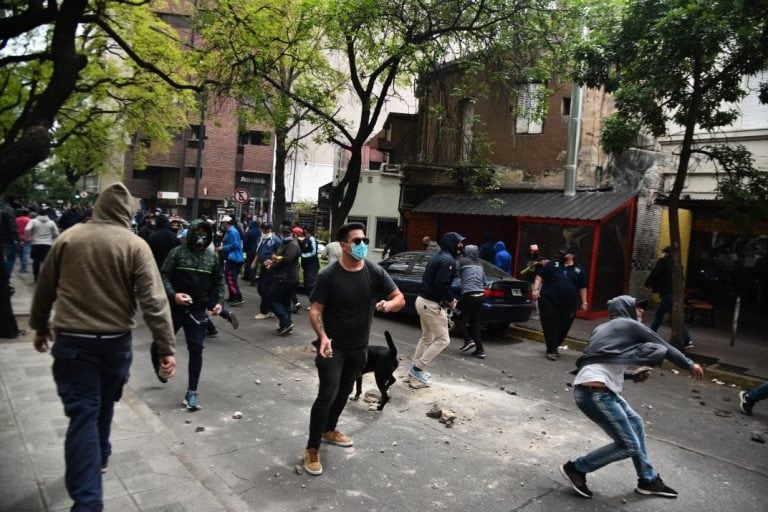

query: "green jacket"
xmin=161 ymin=219 xmax=225 ymax=313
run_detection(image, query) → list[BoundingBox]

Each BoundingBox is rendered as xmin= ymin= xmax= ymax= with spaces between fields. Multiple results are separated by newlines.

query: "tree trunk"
xmin=667 ymin=61 xmax=704 ymax=348
xmin=0 ymin=0 xmax=88 ymax=194
xmin=329 ymin=145 xmax=363 ymax=234
xmin=272 ymin=128 xmax=289 ymax=225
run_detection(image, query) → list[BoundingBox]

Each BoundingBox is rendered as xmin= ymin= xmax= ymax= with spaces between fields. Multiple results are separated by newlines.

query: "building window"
xmin=515 ymin=83 xmax=544 ymax=134
xmin=562 ymin=97 xmax=572 ymax=116
xmin=238 ymin=130 xmax=271 ymax=146
xmin=459 ymin=98 xmax=475 ymax=161
xmin=186 ymin=166 xmax=202 ymax=178
xmin=375 ymin=217 xmax=399 ymax=249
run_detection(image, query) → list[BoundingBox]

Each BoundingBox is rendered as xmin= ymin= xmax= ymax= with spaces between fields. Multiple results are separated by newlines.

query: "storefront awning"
xmin=412 ymin=191 xmax=637 ymax=221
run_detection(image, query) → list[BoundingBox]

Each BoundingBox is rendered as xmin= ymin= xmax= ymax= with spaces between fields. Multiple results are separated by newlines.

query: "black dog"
xmin=353 ymin=331 xmax=399 ymax=410
xmin=311 ymin=331 xmax=399 ymax=410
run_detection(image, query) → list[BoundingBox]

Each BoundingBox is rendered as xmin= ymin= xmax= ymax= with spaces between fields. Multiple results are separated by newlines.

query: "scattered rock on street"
xmin=233 ymin=411 xmax=243 ymax=419
xmin=426 ymin=404 xmax=443 ymax=418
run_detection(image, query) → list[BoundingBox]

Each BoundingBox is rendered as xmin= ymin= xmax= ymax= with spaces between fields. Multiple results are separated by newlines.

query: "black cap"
xmin=558 ymin=245 xmax=576 ymax=255
xmin=261 ymin=222 xmax=272 ymax=230
xmin=280 ymin=224 xmax=292 ymax=233
xmin=636 ymin=298 xmax=649 ymax=309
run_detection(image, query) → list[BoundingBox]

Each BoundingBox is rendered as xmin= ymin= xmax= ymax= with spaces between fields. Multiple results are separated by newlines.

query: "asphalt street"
xmin=119 ymin=285 xmax=768 ymax=512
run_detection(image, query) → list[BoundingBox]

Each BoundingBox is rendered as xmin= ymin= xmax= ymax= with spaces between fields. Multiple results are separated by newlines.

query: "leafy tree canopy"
xmin=0 ymin=0 xmax=198 ymax=194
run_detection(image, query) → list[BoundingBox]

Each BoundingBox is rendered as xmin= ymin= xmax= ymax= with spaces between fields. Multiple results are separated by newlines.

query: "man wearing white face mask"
xmin=303 ymin=222 xmax=405 ymax=476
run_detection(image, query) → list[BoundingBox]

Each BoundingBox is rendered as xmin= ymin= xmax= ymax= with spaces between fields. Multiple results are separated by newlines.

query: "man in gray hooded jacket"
xmin=560 ymin=295 xmax=703 ymax=500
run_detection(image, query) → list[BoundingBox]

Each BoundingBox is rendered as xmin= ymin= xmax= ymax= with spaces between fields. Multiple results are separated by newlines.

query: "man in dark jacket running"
xmin=408 ymin=231 xmax=465 ymax=387
xmin=560 ymin=295 xmax=703 ymax=500
xmin=265 ymin=225 xmax=301 ymax=335
xmin=153 ymin=219 xmax=225 ymax=411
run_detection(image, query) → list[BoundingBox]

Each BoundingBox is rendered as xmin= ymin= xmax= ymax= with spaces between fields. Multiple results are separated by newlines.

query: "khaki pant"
xmin=412 ymin=296 xmax=451 ymax=368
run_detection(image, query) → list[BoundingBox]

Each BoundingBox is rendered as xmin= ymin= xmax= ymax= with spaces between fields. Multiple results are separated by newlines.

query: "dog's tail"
xmin=384 ymin=330 xmax=397 ymax=359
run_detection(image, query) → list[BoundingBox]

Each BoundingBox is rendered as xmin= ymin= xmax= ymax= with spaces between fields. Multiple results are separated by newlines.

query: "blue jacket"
xmin=244 ymin=221 xmax=261 ymax=252
xmin=222 ymin=225 xmax=244 ymax=263
xmin=493 ymin=241 xmax=512 ymax=274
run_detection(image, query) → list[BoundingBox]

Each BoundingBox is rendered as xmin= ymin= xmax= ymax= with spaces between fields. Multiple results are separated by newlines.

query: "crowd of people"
xmin=4 ymin=192 xmax=761 ymax=510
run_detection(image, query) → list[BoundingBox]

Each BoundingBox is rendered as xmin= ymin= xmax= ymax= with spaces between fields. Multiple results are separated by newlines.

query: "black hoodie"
xmin=418 ymin=232 xmax=465 ymax=304
xmin=147 ymin=215 xmax=180 ymax=268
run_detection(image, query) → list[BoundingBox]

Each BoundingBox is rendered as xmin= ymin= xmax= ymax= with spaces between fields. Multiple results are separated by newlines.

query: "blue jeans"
xmin=51 ymin=333 xmax=132 ymax=512
xmin=307 ymin=346 xmax=367 ymax=449
xmin=573 ymin=387 xmax=656 ymax=483
xmin=268 ymin=279 xmax=297 ymax=328
xmin=17 ymin=242 xmax=30 ymax=271
xmin=746 ymin=381 xmax=768 ymax=403
xmin=650 ymin=294 xmax=691 ymax=343
xmin=151 ymin=309 xmax=207 ymax=391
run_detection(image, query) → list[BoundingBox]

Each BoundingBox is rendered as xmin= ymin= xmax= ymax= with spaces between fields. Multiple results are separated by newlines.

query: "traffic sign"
xmin=233 ymin=188 xmax=250 ymax=205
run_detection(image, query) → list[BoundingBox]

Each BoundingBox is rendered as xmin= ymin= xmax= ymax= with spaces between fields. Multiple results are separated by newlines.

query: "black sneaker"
xmin=739 ymin=390 xmax=754 ymax=416
xmin=459 ymin=341 xmax=476 ymax=352
xmin=471 ymin=351 xmax=486 ymax=359
xmin=227 ymin=312 xmax=239 ymax=330
xmin=635 ymin=475 xmax=678 ymax=498
xmin=560 ymin=461 xmax=592 ymax=498
xmin=683 ymin=341 xmax=694 ymax=351
xmin=292 ymin=302 xmax=301 ymax=314
xmin=229 ymin=299 xmax=245 ymax=306
xmin=207 ymin=330 xmax=218 ymax=338
xmin=277 ymin=323 xmax=294 ymax=336
xmin=155 ymin=372 xmax=168 ymax=384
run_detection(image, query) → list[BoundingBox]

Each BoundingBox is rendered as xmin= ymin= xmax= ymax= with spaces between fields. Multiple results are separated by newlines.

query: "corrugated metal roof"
xmin=412 ymin=191 xmax=637 ymax=221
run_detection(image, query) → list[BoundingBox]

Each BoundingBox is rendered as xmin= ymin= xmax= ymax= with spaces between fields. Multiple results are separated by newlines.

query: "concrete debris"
xmin=185 ymin=419 xmax=191 ymax=424
xmin=255 ymin=379 xmax=261 ymax=385
xmin=751 ymin=433 xmax=765 ymax=444
xmin=700 ymin=401 xmax=707 ymax=406
xmin=641 ymin=403 xmax=653 ymax=409
xmin=426 ymin=404 xmax=443 ymax=418
xmin=671 ymin=369 xmax=680 ymax=374
xmin=195 ymin=426 xmax=206 ymax=433
xmin=714 ymin=410 xmax=732 ymax=417
xmin=711 ymin=378 xmax=726 ymax=385
xmin=364 ymin=389 xmax=382 ymax=403
xmin=439 ymin=409 xmax=457 ymax=428
xmin=233 ymin=411 xmax=243 ymax=419
xmin=506 ymin=390 xmax=518 ymax=396
xmin=294 ymin=465 xmax=304 ymax=475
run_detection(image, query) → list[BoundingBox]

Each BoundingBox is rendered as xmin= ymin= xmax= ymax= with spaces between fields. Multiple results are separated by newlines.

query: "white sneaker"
xmin=254 ymin=312 xmax=275 ymax=320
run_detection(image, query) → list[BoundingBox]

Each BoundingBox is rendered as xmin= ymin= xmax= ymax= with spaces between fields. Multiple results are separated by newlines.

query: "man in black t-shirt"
xmin=532 ymin=245 xmax=588 ymax=360
xmin=303 ymin=222 xmax=404 ymax=476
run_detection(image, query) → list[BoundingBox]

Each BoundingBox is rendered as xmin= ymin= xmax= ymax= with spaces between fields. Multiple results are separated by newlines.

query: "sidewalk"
xmin=2 ymin=272 xmax=248 ymax=512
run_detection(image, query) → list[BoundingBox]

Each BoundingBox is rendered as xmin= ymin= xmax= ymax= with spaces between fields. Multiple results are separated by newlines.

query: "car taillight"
xmin=484 ymin=288 xmax=505 ymax=298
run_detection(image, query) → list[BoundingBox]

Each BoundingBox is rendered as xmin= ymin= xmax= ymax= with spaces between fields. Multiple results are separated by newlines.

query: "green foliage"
xmin=706 ymin=145 xmax=768 ymax=230
xmin=0 ymin=1 xmax=196 ymax=192
xmin=449 ymin=164 xmax=501 ymax=196
xmin=292 ymin=199 xmax=317 ymax=216
xmin=600 ymin=113 xmax=640 ymax=154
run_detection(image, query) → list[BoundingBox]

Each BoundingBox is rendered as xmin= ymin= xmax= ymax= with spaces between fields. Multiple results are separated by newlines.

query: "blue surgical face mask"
xmin=350 ymin=241 xmax=368 ymax=261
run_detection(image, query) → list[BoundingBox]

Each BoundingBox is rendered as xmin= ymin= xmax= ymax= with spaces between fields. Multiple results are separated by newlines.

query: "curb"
xmin=508 ymin=324 xmax=765 ymax=390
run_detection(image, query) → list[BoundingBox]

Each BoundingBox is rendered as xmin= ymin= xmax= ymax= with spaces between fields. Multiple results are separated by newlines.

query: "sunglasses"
xmin=346 ymin=237 xmax=370 ymax=246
